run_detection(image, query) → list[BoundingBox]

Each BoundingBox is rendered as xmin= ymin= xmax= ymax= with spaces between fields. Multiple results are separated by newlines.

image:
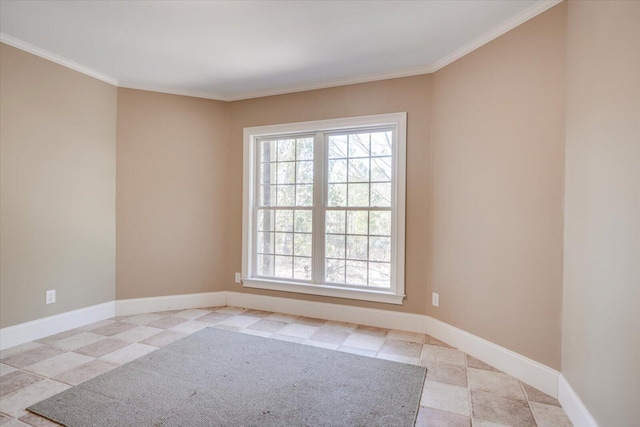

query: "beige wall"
xmin=0 ymin=43 xmax=117 ymax=328
xmin=222 ymin=4 xmax=567 ymax=368
xmin=2 ymin=2 xmax=570 ymax=373
xmin=116 ymin=89 xmax=230 ymax=299
xmin=562 ymin=1 xmax=640 ymax=425
xmin=226 ymin=75 xmax=433 ymax=315
xmin=429 ymin=3 xmax=567 ymax=369
xmin=4 ymin=12 xmax=638 ymax=422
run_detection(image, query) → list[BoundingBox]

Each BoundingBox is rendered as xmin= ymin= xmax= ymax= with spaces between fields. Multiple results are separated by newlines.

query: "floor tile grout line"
xmin=524 ymin=380 xmax=542 ymax=427
xmin=465 ymin=352 xmax=474 ymax=423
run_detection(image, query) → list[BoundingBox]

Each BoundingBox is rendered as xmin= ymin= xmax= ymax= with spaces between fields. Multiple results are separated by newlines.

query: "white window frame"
xmin=242 ymin=113 xmax=407 ymax=305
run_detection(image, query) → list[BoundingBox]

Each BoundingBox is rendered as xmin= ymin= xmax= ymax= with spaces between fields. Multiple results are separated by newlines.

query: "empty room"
xmin=0 ymin=0 xmax=637 ymax=426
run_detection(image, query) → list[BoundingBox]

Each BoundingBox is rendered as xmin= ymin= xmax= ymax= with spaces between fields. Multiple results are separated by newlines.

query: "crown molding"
xmin=117 ymin=82 xmax=228 ymax=102
xmin=1 ymin=0 xmax=563 ymax=101
xmin=123 ymin=63 xmax=435 ymax=102
xmin=0 ymin=33 xmax=118 ymax=86
xmin=221 ymin=65 xmax=435 ymax=102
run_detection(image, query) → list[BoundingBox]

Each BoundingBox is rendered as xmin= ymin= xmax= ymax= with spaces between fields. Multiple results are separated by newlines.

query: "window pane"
xmin=327 ymin=183 xmax=347 ymax=207
xmin=274 ymin=232 xmax=293 ymax=255
xmin=259 ymin=185 xmax=276 ymax=206
xmin=347 ymin=183 xmax=369 ymax=206
xmin=274 ymin=210 xmax=293 ymax=232
xmin=326 ymin=234 xmax=345 ymax=258
xmin=347 ymin=210 xmax=368 ymax=235
xmin=277 ymin=162 xmax=295 ymax=184
xmin=326 ymin=259 xmax=345 ymax=283
xmin=348 ymin=158 xmax=370 ymax=182
xmin=370 ymin=131 xmax=392 ymax=157
xmin=257 ymin=232 xmax=274 ymax=254
xmin=349 ymin=133 xmax=370 ymax=158
xmin=326 ymin=210 xmax=346 ymax=234
xmin=328 ymin=135 xmax=348 ymax=159
xmin=260 ymin=162 xmax=276 ymax=186
xmin=371 ymin=157 xmax=392 ymax=182
xmin=257 ymin=210 xmax=274 ymax=232
xmin=346 ymin=260 xmax=367 ymax=285
xmin=296 ymin=138 xmax=314 ymax=161
xmin=276 ymin=185 xmax=295 ymax=206
xmin=257 ymin=254 xmax=274 ymax=276
xmin=277 ymin=139 xmax=295 ymax=161
xmin=260 ymin=140 xmax=277 ymax=162
xmin=296 ymin=184 xmax=313 ymax=207
xmin=294 ymin=210 xmax=313 ymax=233
xmin=275 ymin=256 xmax=293 ymax=278
xmin=369 ymin=211 xmax=391 ymax=236
xmin=328 ymin=159 xmax=347 ymax=183
xmin=370 ymin=183 xmax=391 ymax=207
xmin=296 ymin=161 xmax=313 ymax=184
xmin=369 ymin=236 xmax=391 ymax=262
xmin=294 ymin=257 xmax=312 ymax=280
xmin=369 ymin=262 xmax=391 ymax=287
xmin=346 ymin=235 xmax=368 ymax=260
xmin=294 ymin=233 xmax=312 ymax=257
xmin=327 ymin=208 xmax=392 ymax=288
xmin=259 ymin=136 xmax=314 ymax=209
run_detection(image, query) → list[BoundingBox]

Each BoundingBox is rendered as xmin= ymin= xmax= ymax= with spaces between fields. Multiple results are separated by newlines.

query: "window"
xmin=242 ymin=113 xmax=406 ymax=304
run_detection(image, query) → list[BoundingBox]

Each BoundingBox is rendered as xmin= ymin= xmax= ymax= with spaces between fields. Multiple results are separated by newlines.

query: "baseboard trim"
xmin=0 ymin=301 xmax=115 ymax=351
xmin=1 ymin=291 xmax=562 ymax=404
xmin=226 ymin=292 xmax=559 ymax=398
xmin=115 ymin=292 xmax=227 ymax=316
xmin=426 ymin=317 xmax=559 ymax=398
xmin=558 ymin=374 xmax=599 ymax=427
xmin=226 ymin=291 xmax=429 ymax=334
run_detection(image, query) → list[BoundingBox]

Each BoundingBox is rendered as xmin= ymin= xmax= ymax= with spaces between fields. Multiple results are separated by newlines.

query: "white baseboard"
xmin=0 ymin=301 xmax=115 ymax=351
xmin=558 ymin=374 xmax=599 ymax=427
xmin=227 ymin=291 xmax=559 ymax=398
xmin=426 ymin=317 xmax=560 ymax=398
xmin=1 ymin=290 xmax=563 ymax=405
xmin=115 ymin=292 xmax=227 ymax=316
xmin=226 ymin=291 xmax=429 ymax=334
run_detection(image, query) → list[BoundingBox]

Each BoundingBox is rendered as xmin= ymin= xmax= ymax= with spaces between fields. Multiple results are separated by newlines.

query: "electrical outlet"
xmin=432 ymin=292 xmax=439 ymax=307
xmin=46 ymin=289 xmax=56 ymax=304
xmin=235 ymin=272 xmax=242 ymax=283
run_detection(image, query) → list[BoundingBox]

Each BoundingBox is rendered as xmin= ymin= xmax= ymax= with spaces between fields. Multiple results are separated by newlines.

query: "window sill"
xmin=242 ymin=278 xmax=405 ymax=305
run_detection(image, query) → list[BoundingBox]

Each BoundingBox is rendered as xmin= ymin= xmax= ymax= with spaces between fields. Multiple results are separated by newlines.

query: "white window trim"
xmin=242 ymin=112 xmax=407 ymax=305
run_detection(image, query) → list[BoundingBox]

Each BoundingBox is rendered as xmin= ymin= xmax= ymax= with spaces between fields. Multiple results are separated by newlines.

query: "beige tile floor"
xmin=0 ymin=306 xmax=573 ymax=427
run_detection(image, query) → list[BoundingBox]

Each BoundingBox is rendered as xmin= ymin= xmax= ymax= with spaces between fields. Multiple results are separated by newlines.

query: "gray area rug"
xmin=29 ymin=328 xmax=426 ymax=426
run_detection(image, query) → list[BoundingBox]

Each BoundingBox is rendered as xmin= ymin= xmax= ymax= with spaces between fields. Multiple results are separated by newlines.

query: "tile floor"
xmin=0 ymin=306 xmax=573 ymax=426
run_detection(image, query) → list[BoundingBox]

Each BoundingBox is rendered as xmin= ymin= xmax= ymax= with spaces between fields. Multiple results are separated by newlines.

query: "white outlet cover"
xmin=432 ymin=292 xmax=439 ymax=307
xmin=234 ymin=273 xmax=242 ymax=283
xmin=46 ymin=290 xmax=56 ymax=304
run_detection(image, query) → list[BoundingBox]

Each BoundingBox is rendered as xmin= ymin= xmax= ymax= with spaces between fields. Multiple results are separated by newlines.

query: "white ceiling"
xmin=0 ymin=1 xmax=559 ymax=101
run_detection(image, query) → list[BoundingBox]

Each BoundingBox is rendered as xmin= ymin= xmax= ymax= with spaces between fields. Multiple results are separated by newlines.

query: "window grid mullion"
xmin=342 ymin=135 xmax=350 ymax=285
xmin=324 ymin=206 xmax=391 ymax=211
xmin=312 ymin=132 xmax=325 ymax=285
xmin=292 ymin=140 xmax=297 ymax=278
xmin=343 ymin=212 xmax=348 ymax=284
xmin=366 ymin=154 xmax=371 ymax=288
xmin=345 ymin=135 xmax=350 ymax=207
xmin=366 ymin=211 xmax=370 ymax=288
